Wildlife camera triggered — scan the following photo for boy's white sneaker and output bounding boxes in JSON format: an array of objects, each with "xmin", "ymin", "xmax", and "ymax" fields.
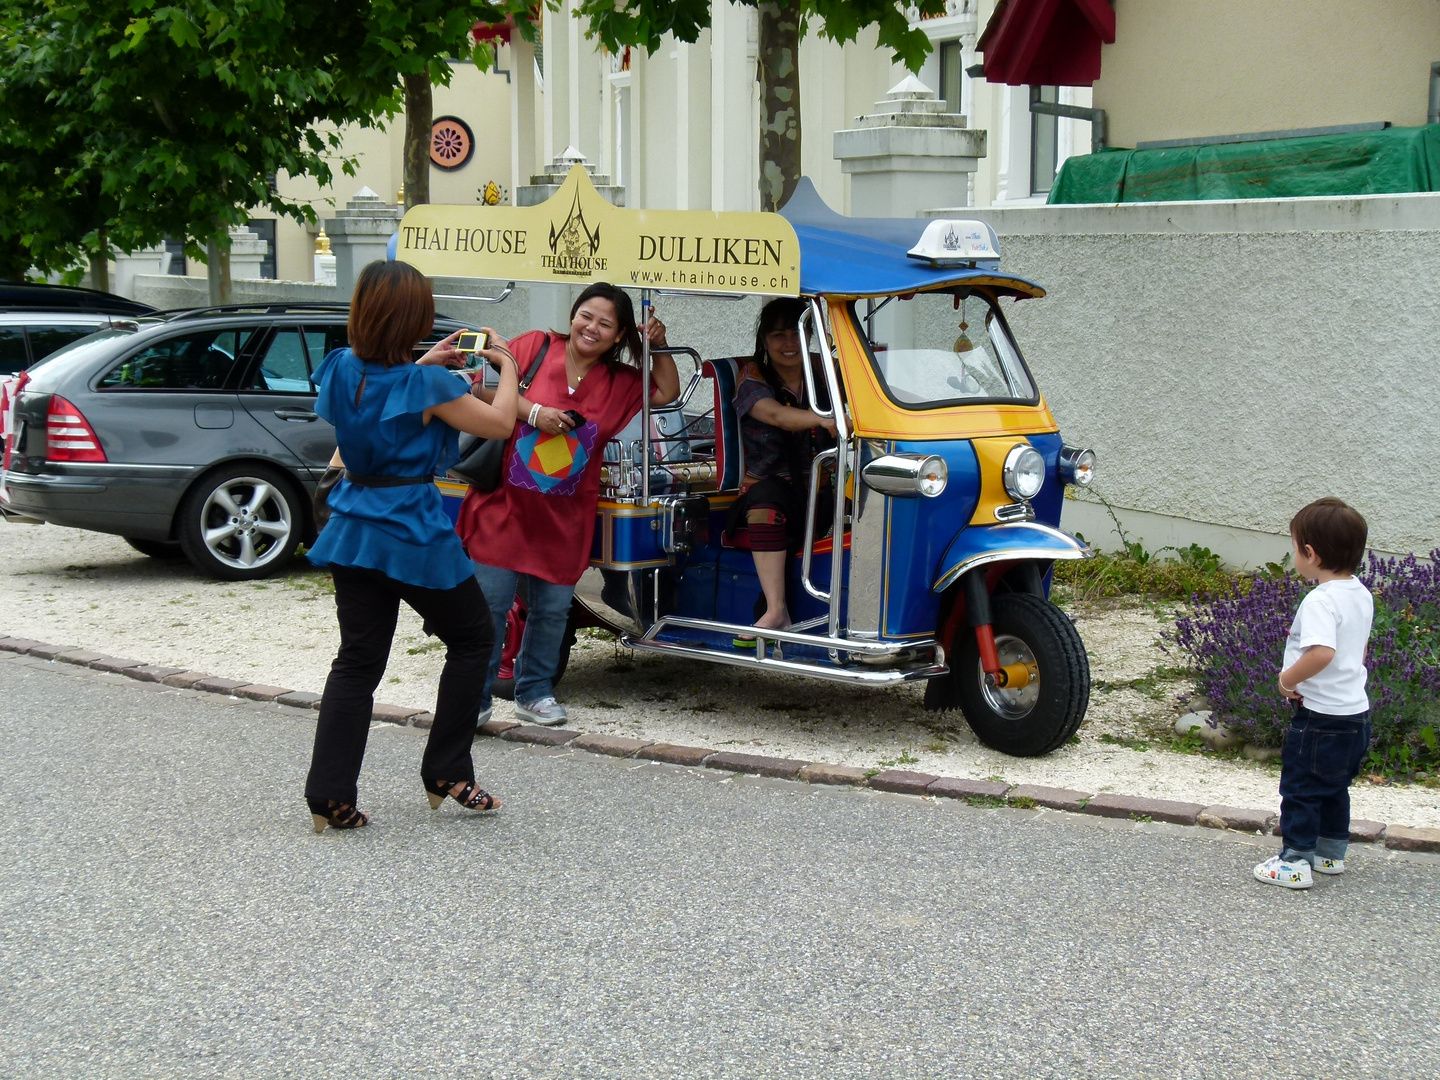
[
  {"xmin": 1313, "ymin": 856, "xmax": 1345, "ymax": 875},
  {"xmin": 1253, "ymin": 855, "xmax": 1313, "ymax": 889}
]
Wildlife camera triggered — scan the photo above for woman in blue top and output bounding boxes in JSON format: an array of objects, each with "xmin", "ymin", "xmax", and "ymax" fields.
[{"xmin": 303, "ymin": 260, "xmax": 520, "ymax": 833}]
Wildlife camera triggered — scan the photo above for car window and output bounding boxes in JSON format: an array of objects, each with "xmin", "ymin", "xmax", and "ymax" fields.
[
  {"xmin": 28, "ymin": 325, "xmax": 103, "ymax": 364},
  {"xmin": 99, "ymin": 328, "xmax": 258, "ymax": 390},
  {"xmin": 0, "ymin": 327, "xmax": 27, "ymax": 375},
  {"xmin": 250, "ymin": 328, "xmax": 314, "ymax": 393},
  {"xmin": 303, "ymin": 326, "xmax": 349, "ymax": 366}
]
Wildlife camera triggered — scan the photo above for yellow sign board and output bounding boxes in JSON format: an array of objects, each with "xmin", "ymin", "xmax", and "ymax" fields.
[{"xmin": 396, "ymin": 166, "xmax": 800, "ymax": 297}]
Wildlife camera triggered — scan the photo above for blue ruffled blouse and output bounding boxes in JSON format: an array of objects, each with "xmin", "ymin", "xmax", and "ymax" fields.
[{"xmin": 305, "ymin": 348, "xmax": 474, "ymax": 590}]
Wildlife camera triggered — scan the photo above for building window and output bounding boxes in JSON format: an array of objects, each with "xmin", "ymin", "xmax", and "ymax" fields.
[
  {"xmin": 1030, "ymin": 85, "xmax": 1059, "ymax": 195},
  {"xmin": 248, "ymin": 219, "xmax": 277, "ymax": 280},
  {"xmin": 938, "ymin": 39, "xmax": 963, "ymax": 116},
  {"xmin": 164, "ymin": 238, "xmax": 187, "ymax": 275}
]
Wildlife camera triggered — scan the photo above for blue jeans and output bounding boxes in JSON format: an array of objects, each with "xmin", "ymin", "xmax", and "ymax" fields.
[
  {"xmin": 472, "ymin": 560, "xmax": 575, "ymax": 709},
  {"xmin": 1279, "ymin": 707, "xmax": 1371, "ymax": 864}
]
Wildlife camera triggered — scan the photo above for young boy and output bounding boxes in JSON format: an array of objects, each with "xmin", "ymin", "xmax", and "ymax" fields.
[{"xmin": 1255, "ymin": 498, "xmax": 1374, "ymax": 890}]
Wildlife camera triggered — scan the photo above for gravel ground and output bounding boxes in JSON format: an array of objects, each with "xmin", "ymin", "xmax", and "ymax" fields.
[{"xmin": 4, "ymin": 519, "xmax": 1438, "ymax": 829}]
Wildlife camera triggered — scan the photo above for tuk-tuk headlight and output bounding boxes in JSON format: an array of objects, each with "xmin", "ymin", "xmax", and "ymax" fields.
[
  {"xmin": 1002, "ymin": 444, "xmax": 1045, "ymax": 502},
  {"xmin": 1059, "ymin": 445, "xmax": 1096, "ymax": 486},
  {"xmin": 861, "ymin": 454, "xmax": 947, "ymax": 498}
]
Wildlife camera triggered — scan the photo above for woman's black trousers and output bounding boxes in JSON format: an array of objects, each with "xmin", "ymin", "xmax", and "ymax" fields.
[{"xmin": 305, "ymin": 565, "xmax": 493, "ymax": 805}]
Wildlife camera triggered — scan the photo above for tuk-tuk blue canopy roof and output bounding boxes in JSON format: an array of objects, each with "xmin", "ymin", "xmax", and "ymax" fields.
[{"xmin": 778, "ymin": 179, "xmax": 1045, "ymax": 300}]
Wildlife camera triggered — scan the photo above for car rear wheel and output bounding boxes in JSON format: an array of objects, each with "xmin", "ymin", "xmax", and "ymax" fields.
[
  {"xmin": 177, "ymin": 463, "xmax": 302, "ymax": 580},
  {"xmin": 124, "ymin": 537, "xmax": 184, "ymax": 560}
]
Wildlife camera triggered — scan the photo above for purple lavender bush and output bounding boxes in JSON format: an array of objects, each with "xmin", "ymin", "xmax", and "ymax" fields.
[{"xmin": 1173, "ymin": 549, "xmax": 1440, "ymax": 774}]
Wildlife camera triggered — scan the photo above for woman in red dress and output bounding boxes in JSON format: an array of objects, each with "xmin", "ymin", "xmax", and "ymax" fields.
[{"xmin": 455, "ymin": 284, "xmax": 678, "ymax": 725}]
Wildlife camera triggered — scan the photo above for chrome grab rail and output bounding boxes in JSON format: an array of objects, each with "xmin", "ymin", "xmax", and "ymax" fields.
[
  {"xmin": 800, "ymin": 447, "xmax": 837, "ymax": 603},
  {"xmin": 796, "ymin": 299, "xmax": 851, "ymax": 640},
  {"xmin": 433, "ymin": 282, "xmax": 515, "ymax": 305},
  {"xmin": 641, "ymin": 290, "xmax": 652, "ymax": 507}
]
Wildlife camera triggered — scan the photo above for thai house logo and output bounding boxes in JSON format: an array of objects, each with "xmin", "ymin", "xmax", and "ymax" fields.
[{"xmin": 543, "ymin": 190, "xmax": 606, "ymax": 276}]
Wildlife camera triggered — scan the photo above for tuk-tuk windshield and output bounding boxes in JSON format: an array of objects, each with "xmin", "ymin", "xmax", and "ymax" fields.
[{"xmin": 854, "ymin": 292, "xmax": 1037, "ymax": 409}]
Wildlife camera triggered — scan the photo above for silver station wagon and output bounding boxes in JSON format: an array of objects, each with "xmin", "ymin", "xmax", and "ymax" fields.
[{"xmin": 1, "ymin": 303, "xmax": 462, "ymax": 579}]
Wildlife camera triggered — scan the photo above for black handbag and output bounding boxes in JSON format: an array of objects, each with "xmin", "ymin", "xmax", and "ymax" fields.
[
  {"xmin": 449, "ymin": 334, "xmax": 551, "ymax": 490},
  {"xmin": 313, "ymin": 463, "xmax": 344, "ymax": 531}
]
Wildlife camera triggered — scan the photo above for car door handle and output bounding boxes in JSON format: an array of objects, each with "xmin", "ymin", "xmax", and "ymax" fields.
[{"xmin": 274, "ymin": 409, "xmax": 319, "ymax": 422}]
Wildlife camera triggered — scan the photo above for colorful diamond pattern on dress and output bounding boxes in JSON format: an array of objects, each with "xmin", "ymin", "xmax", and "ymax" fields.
[{"xmin": 506, "ymin": 420, "xmax": 597, "ymax": 495}]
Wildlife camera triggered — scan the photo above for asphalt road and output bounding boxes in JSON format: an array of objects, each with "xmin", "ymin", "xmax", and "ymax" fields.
[{"xmin": 2, "ymin": 653, "xmax": 1437, "ymax": 1080}]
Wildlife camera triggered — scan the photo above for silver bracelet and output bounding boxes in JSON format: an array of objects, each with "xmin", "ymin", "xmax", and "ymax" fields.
[{"xmin": 528, "ymin": 402, "xmax": 542, "ymax": 427}]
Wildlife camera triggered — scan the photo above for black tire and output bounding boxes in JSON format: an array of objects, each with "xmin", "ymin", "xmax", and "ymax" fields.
[
  {"xmin": 946, "ymin": 592, "xmax": 1090, "ymax": 757},
  {"xmin": 493, "ymin": 605, "xmax": 580, "ymax": 701},
  {"xmin": 176, "ymin": 463, "xmax": 303, "ymax": 581},
  {"xmin": 124, "ymin": 537, "xmax": 184, "ymax": 559}
]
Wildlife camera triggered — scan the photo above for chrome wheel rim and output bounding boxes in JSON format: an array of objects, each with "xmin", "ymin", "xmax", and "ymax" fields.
[
  {"xmin": 977, "ymin": 633, "xmax": 1040, "ymax": 720},
  {"xmin": 199, "ymin": 476, "xmax": 292, "ymax": 570}
]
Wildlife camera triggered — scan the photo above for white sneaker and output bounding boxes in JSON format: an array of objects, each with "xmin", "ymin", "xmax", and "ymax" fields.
[
  {"xmin": 1313, "ymin": 856, "xmax": 1345, "ymax": 875},
  {"xmin": 516, "ymin": 696, "xmax": 568, "ymax": 726},
  {"xmin": 1254, "ymin": 855, "xmax": 1313, "ymax": 889}
]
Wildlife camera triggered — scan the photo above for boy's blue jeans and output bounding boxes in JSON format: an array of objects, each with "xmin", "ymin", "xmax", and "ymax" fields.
[
  {"xmin": 1279, "ymin": 706, "xmax": 1371, "ymax": 865},
  {"xmin": 471, "ymin": 561, "xmax": 575, "ymax": 710}
]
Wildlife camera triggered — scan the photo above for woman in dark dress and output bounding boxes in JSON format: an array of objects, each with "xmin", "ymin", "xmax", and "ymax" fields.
[
  {"xmin": 303, "ymin": 260, "xmax": 520, "ymax": 833},
  {"xmin": 728, "ymin": 298, "xmax": 837, "ymax": 637}
]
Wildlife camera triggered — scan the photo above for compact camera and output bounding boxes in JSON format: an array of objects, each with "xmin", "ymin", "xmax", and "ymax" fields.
[{"xmin": 456, "ymin": 330, "xmax": 489, "ymax": 367}]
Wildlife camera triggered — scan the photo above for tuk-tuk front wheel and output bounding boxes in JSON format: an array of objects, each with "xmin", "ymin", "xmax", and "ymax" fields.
[{"xmin": 946, "ymin": 593, "xmax": 1090, "ymax": 757}]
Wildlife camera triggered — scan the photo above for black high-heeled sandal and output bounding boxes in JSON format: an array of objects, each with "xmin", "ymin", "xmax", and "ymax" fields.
[
  {"xmin": 424, "ymin": 778, "xmax": 501, "ymax": 813},
  {"xmin": 308, "ymin": 798, "xmax": 369, "ymax": 834}
]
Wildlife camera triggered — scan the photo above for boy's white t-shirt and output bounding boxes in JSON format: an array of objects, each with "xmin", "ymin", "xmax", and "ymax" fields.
[{"xmin": 1282, "ymin": 576, "xmax": 1374, "ymax": 715}]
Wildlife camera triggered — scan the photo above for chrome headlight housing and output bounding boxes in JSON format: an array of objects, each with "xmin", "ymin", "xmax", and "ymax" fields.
[
  {"xmin": 1002, "ymin": 444, "xmax": 1045, "ymax": 502},
  {"xmin": 1058, "ymin": 445, "xmax": 1096, "ymax": 486},
  {"xmin": 861, "ymin": 453, "xmax": 948, "ymax": 498}
]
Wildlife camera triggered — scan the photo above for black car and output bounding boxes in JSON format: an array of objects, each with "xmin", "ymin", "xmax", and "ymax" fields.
[
  {"xmin": 1, "ymin": 282, "xmax": 156, "ymax": 376},
  {"xmin": 1, "ymin": 303, "xmax": 465, "ymax": 579}
]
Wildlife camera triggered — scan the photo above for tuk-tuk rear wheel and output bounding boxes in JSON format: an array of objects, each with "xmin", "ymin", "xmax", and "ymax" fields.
[{"xmin": 953, "ymin": 593, "xmax": 1090, "ymax": 757}]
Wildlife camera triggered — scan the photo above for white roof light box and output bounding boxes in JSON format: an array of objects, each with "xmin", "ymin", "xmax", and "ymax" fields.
[{"xmin": 906, "ymin": 219, "xmax": 1001, "ymax": 266}]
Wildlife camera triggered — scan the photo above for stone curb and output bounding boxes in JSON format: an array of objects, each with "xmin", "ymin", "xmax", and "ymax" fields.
[
  {"xmin": 5, "ymin": 631, "xmax": 1436, "ymax": 849},
  {"xmin": 1082, "ymin": 794, "xmax": 1206, "ymax": 826},
  {"xmin": 704, "ymin": 751, "xmax": 811, "ymax": 780},
  {"xmin": 1006, "ymin": 784, "xmax": 1092, "ymax": 813},
  {"xmin": 501, "ymin": 725, "xmax": 580, "ymax": 747}
]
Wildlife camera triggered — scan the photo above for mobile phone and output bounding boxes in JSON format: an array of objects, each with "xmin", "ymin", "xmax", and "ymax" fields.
[
  {"xmin": 456, "ymin": 330, "xmax": 489, "ymax": 367},
  {"xmin": 562, "ymin": 409, "xmax": 587, "ymax": 430}
]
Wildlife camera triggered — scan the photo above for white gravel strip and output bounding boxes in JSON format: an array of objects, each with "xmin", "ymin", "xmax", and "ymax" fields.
[{"xmin": 4, "ymin": 519, "xmax": 1437, "ymax": 829}]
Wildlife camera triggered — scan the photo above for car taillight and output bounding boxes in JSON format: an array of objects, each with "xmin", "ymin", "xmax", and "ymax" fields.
[{"xmin": 46, "ymin": 394, "xmax": 107, "ymax": 463}]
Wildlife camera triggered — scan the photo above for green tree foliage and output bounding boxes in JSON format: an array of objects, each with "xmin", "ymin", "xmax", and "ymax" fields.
[
  {"xmin": 0, "ymin": 1, "xmax": 529, "ymax": 292},
  {"xmin": 571, "ymin": 0, "xmax": 948, "ymax": 209}
]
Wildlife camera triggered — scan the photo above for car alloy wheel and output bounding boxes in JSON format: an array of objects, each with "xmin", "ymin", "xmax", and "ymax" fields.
[{"xmin": 178, "ymin": 463, "xmax": 301, "ymax": 580}]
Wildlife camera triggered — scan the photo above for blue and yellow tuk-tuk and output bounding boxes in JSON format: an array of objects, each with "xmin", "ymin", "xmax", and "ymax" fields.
[{"xmin": 399, "ymin": 168, "xmax": 1096, "ymax": 756}]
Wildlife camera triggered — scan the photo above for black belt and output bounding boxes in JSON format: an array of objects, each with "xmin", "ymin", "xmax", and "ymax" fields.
[{"xmin": 343, "ymin": 471, "xmax": 432, "ymax": 488}]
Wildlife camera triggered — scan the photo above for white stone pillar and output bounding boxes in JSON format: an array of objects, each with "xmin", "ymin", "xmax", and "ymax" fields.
[
  {"xmin": 112, "ymin": 244, "xmax": 167, "ymax": 298},
  {"xmin": 227, "ymin": 226, "xmax": 268, "ymax": 280},
  {"xmin": 313, "ymin": 227, "xmax": 337, "ymax": 286},
  {"xmin": 833, "ymin": 76, "xmax": 988, "ymax": 216},
  {"xmin": 325, "ymin": 187, "xmax": 403, "ymax": 295}
]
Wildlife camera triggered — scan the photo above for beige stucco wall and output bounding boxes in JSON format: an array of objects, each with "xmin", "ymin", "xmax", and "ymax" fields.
[
  {"xmin": 248, "ymin": 61, "xmax": 513, "ymax": 283},
  {"xmin": 1097, "ymin": 0, "xmax": 1440, "ymax": 147},
  {"xmin": 958, "ymin": 192, "xmax": 1440, "ymax": 559}
]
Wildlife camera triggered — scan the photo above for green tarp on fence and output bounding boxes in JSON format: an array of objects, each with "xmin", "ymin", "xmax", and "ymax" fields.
[{"xmin": 1048, "ymin": 125, "xmax": 1440, "ymax": 204}]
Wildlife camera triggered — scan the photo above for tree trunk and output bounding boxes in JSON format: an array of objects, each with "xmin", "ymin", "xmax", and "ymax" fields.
[
  {"xmin": 205, "ymin": 235, "xmax": 232, "ymax": 305},
  {"xmin": 757, "ymin": 3, "xmax": 802, "ymax": 212},
  {"xmin": 403, "ymin": 71, "xmax": 433, "ymax": 211},
  {"xmin": 88, "ymin": 227, "xmax": 110, "ymax": 294}
]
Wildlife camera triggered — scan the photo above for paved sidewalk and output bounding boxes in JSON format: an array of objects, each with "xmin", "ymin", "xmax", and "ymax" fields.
[{"xmin": 3, "ymin": 653, "xmax": 1438, "ymax": 1079}]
